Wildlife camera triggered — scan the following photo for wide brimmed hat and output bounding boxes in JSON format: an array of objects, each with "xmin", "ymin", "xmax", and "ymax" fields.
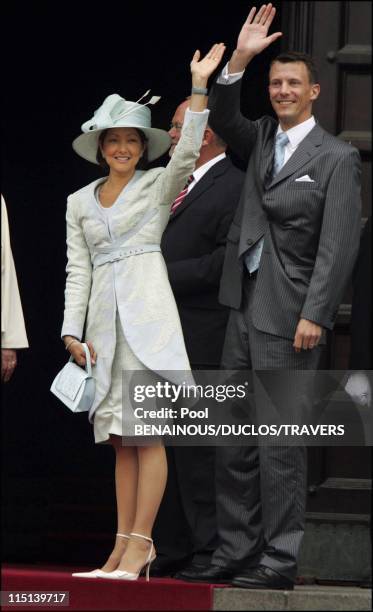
[{"xmin": 72, "ymin": 93, "xmax": 171, "ymax": 163}]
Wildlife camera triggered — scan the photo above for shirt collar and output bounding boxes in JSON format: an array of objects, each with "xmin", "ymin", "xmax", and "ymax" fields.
[
  {"xmin": 277, "ymin": 116, "xmax": 316, "ymax": 149},
  {"xmin": 191, "ymin": 152, "xmax": 226, "ymax": 184}
]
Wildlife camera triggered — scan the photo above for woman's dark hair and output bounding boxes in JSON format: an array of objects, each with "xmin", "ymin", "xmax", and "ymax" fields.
[{"xmin": 96, "ymin": 128, "xmax": 149, "ymax": 171}]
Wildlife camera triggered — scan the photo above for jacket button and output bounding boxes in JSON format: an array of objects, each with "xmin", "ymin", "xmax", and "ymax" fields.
[{"xmin": 247, "ymin": 239, "xmax": 253, "ymax": 245}]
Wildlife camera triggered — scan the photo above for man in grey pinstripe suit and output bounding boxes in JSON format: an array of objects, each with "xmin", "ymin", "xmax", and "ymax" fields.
[{"xmin": 180, "ymin": 4, "xmax": 362, "ymax": 589}]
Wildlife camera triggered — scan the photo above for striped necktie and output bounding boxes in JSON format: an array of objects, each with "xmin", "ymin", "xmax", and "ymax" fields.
[
  {"xmin": 245, "ymin": 131, "xmax": 289, "ymax": 275},
  {"xmin": 273, "ymin": 131, "xmax": 289, "ymax": 177},
  {"xmin": 170, "ymin": 175, "xmax": 194, "ymax": 214}
]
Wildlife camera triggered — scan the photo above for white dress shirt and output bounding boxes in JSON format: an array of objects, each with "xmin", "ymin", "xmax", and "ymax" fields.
[
  {"xmin": 277, "ymin": 116, "xmax": 316, "ymax": 163},
  {"xmin": 188, "ymin": 152, "xmax": 226, "ymax": 193}
]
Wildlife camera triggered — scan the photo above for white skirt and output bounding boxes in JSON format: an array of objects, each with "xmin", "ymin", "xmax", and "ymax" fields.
[{"xmin": 93, "ymin": 313, "xmax": 146, "ymax": 444}]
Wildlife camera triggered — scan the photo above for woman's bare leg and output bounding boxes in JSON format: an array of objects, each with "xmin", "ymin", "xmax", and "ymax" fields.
[
  {"xmin": 100, "ymin": 437, "xmax": 138, "ymax": 571},
  {"xmin": 116, "ymin": 444, "xmax": 167, "ymax": 573}
]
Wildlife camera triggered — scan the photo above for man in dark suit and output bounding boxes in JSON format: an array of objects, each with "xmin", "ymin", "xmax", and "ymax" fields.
[
  {"xmin": 186, "ymin": 4, "xmax": 362, "ymax": 589},
  {"xmin": 151, "ymin": 98, "xmax": 244, "ymax": 577}
]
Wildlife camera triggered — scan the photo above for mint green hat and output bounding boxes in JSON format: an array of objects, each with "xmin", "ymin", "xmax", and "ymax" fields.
[{"xmin": 72, "ymin": 93, "xmax": 171, "ymax": 163}]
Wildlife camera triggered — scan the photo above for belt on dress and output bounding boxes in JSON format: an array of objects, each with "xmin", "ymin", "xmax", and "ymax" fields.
[
  {"xmin": 92, "ymin": 207, "xmax": 160, "ymax": 269},
  {"xmin": 92, "ymin": 244, "xmax": 161, "ymax": 269}
]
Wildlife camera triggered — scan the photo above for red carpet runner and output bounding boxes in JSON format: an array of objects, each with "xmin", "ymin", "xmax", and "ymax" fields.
[{"xmin": 2, "ymin": 565, "xmax": 219, "ymax": 611}]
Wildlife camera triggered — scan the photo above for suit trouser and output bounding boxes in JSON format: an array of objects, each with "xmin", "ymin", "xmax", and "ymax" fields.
[
  {"xmin": 212, "ymin": 276, "xmax": 323, "ymax": 580},
  {"xmin": 153, "ymin": 365, "xmax": 218, "ymax": 564},
  {"xmin": 153, "ymin": 445, "xmax": 217, "ymax": 563}
]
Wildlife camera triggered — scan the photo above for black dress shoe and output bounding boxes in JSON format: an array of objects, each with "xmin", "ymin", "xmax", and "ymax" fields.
[
  {"xmin": 174, "ymin": 563, "xmax": 235, "ymax": 583},
  {"xmin": 150, "ymin": 557, "xmax": 190, "ymax": 577},
  {"xmin": 231, "ymin": 565, "xmax": 294, "ymax": 590}
]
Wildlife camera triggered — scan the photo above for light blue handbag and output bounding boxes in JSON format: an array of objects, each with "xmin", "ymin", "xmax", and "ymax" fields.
[{"xmin": 50, "ymin": 343, "xmax": 95, "ymax": 412}]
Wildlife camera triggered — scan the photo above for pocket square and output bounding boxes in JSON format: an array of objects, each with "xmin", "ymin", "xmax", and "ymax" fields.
[{"xmin": 295, "ymin": 175, "xmax": 315, "ymax": 182}]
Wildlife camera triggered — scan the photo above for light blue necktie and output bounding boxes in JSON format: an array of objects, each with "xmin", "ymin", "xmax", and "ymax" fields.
[
  {"xmin": 272, "ymin": 131, "xmax": 290, "ymax": 177},
  {"xmin": 245, "ymin": 131, "xmax": 289, "ymax": 274}
]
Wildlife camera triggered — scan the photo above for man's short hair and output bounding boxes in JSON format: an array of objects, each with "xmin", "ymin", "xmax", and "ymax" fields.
[
  {"xmin": 271, "ymin": 52, "xmax": 319, "ymax": 84},
  {"xmin": 210, "ymin": 129, "xmax": 226, "ymax": 148}
]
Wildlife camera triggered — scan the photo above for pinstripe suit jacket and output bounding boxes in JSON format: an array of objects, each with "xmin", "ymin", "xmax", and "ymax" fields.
[{"xmin": 209, "ymin": 80, "xmax": 362, "ymax": 340}]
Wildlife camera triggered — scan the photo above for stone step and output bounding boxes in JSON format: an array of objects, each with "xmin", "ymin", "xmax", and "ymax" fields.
[
  {"xmin": 299, "ymin": 514, "xmax": 371, "ymax": 583},
  {"xmin": 213, "ymin": 585, "xmax": 371, "ymax": 611}
]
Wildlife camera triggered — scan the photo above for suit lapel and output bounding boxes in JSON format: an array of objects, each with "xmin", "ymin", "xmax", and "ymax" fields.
[
  {"xmin": 268, "ymin": 123, "xmax": 325, "ymax": 188},
  {"xmin": 260, "ymin": 125, "xmax": 277, "ymax": 187},
  {"xmin": 169, "ymin": 158, "xmax": 231, "ymax": 220}
]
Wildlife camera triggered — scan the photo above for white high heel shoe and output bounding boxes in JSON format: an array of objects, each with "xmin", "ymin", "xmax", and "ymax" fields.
[
  {"xmin": 99, "ymin": 532, "xmax": 156, "ymax": 581},
  {"xmin": 72, "ymin": 533, "xmax": 130, "ymax": 577}
]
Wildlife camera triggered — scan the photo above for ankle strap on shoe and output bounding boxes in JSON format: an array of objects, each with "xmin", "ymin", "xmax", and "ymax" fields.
[
  {"xmin": 130, "ymin": 532, "xmax": 153, "ymax": 543},
  {"xmin": 116, "ymin": 533, "xmax": 130, "ymax": 539}
]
